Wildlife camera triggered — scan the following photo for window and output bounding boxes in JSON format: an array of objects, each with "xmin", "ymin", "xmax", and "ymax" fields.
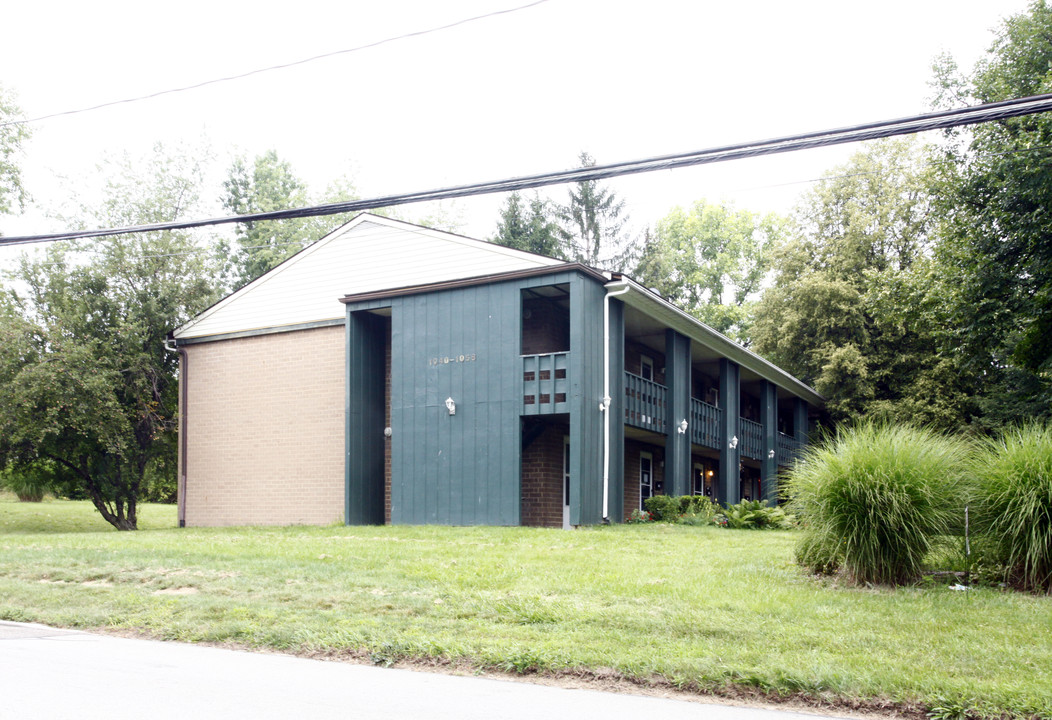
[{"xmin": 640, "ymin": 355, "xmax": 654, "ymax": 381}]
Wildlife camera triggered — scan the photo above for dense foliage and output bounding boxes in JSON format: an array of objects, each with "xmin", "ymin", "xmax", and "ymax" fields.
[{"xmin": 634, "ymin": 200, "xmax": 782, "ymax": 343}]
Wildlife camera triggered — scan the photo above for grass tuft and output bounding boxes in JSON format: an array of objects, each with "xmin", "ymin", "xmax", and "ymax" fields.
[
  {"xmin": 786, "ymin": 422, "xmax": 972, "ymax": 586},
  {"xmin": 969, "ymin": 422, "xmax": 1052, "ymax": 593}
]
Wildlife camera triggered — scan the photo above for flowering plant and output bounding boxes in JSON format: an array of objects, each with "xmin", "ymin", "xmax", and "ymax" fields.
[{"xmin": 627, "ymin": 509, "xmax": 652, "ymax": 524}]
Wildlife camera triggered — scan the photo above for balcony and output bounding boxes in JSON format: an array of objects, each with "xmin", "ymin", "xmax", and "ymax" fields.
[
  {"xmin": 739, "ymin": 418, "xmax": 763, "ymax": 460},
  {"xmin": 689, "ymin": 398, "xmax": 721, "ymax": 449},
  {"xmin": 522, "ymin": 352, "xmax": 568, "ymax": 415},
  {"xmin": 624, "ymin": 371, "xmax": 666, "ymax": 434},
  {"xmin": 777, "ymin": 432, "xmax": 802, "ymax": 465}
]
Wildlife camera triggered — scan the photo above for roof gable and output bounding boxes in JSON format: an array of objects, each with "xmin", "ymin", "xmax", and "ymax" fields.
[{"xmin": 174, "ymin": 214, "xmax": 561, "ymax": 340}]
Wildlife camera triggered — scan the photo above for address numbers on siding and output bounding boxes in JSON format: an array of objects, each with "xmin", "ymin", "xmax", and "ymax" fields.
[{"xmin": 428, "ymin": 354, "xmax": 477, "ymax": 367}]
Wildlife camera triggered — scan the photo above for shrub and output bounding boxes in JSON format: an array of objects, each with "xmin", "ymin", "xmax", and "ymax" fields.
[
  {"xmin": 626, "ymin": 508, "xmax": 652, "ymax": 524},
  {"xmin": 785, "ymin": 422, "xmax": 971, "ymax": 586},
  {"xmin": 969, "ymin": 423, "xmax": 1052, "ymax": 593},
  {"xmin": 0, "ymin": 466, "xmax": 51, "ymax": 502},
  {"xmin": 718, "ymin": 500, "xmax": 795, "ymax": 530},
  {"xmin": 643, "ymin": 494, "xmax": 681, "ymax": 522},
  {"xmin": 679, "ymin": 496, "xmax": 720, "ymax": 526}
]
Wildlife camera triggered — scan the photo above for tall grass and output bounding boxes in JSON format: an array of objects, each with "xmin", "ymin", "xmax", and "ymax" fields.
[
  {"xmin": 786, "ymin": 422, "xmax": 971, "ymax": 586},
  {"xmin": 970, "ymin": 423, "xmax": 1052, "ymax": 593}
]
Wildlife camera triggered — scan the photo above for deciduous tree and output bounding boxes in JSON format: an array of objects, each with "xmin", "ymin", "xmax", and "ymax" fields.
[
  {"xmin": 0, "ymin": 85, "xmax": 31, "ymax": 217},
  {"xmin": 222, "ymin": 150, "xmax": 358, "ymax": 285},
  {"xmin": 634, "ymin": 200, "xmax": 782, "ymax": 343},
  {"xmin": 931, "ymin": 0, "xmax": 1052, "ymax": 425},
  {"xmin": 0, "ymin": 145, "xmax": 222, "ymax": 529}
]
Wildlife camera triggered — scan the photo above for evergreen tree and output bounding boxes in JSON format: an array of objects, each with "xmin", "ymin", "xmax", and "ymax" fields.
[
  {"xmin": 556, "ymin": 152, "xmax": 634, "ymax": 271},
  {"xmin": 491, "ymin": 191, "xmax": 563, "ymax": 258}
]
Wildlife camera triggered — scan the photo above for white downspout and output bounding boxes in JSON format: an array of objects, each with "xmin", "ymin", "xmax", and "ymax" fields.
[{"xmin": 602, "ymin": 281, "xmax": 631, "ymax": 522}]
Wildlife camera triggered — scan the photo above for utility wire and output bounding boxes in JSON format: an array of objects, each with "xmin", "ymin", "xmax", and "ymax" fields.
[
  {"xmin": 0, "ymin": 0, "xmax": 550, "ymax": 129},
  {"xmin": 4, "ymin": 92, "xmax": 1052, "ymax": 247}
]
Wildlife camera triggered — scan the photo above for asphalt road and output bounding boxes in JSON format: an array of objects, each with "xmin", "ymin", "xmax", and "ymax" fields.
[{"xmin": 0, "ymin": 621, "xmax": 848, "ymax": 720}]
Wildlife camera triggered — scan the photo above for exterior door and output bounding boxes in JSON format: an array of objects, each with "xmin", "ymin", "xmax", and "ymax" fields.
[
  {"xmin": 562, "ymin": 436, "xmax": 571, "ymax": 529},
  {"xmin": 640, "ymin": 451, "xmax": 653, "ymax": 510}
]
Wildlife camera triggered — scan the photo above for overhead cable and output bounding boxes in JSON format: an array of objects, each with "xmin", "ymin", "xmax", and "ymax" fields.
[
  {"xmin": 0, "ymin": 0, "xmax": 550, "ymax": 129},
  {"xmin": 4, "ymin": 92, "xmax": 1052, "ymax": 247}
]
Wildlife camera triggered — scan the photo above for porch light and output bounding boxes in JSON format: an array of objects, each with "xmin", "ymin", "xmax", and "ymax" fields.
[
  {"xmin": 445, "ymin": 397, "xmax": 456, "ymax": 416},
  {"xmin": 729, "ymin": 435, "xmax": 739, "ymax": 450},
  {"xmin": 768, "ymin": 449, "xmax": 776, "ymax": 459},
  {"xmin": 677, "ymin": 419, "xmax": 688, "ymax": 434}
]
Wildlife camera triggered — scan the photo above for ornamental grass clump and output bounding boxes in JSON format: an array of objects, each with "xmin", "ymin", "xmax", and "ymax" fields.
[
  {"xmin": 970, "ymin": 423, "xmax": 1052, "ymax": 594},
  {"xmin": 786, "ymin": 422, "xmax": 971, "ymax": 586}
]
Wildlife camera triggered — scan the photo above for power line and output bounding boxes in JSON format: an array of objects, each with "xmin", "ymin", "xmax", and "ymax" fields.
[
  {"xmin": 4, "ymin": 92, "xmax": 1052, "ymax": 247},
  {"xmin": 0, "ymin": 0, "xmax": 550, "ymax": 129}
]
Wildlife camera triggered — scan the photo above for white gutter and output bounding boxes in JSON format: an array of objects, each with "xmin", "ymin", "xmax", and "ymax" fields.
[{"xmin": 601, "ymin": 281, "xmax": 631, "ymax": 522}]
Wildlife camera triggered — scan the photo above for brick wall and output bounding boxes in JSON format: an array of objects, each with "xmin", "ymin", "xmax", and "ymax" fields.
[
  {"xmin": 625, "ymin": 340, "xmax": 666, "ymax": 385},
  {"xmin": 521, "ymin": 297, "xmax": 569, "ymax": 356},
  {"xmin": 181, "ymin": 325, "xmax": 345, "ymax": 526},
  {"xmin": 521, "ymin": 422, "xmax": 566, "ymax": 527}
]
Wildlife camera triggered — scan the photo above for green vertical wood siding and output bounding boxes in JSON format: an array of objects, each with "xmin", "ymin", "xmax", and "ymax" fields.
[
  {"xmin": 665, "ymin": 329, "xmax": 692, "ymax": 497},
  {"xmin": 568, "ymin": 275, "xmax": 605, "ymax": 526},
  {"xmin": 345, "ymin": 310, "xmax": 387, "ymax": 525},
  {"xmin": 347, "ymin": 271, "xmax": 584, "ymax": 526},
  {"xmin": 794, "ymin": 398, "xmax": 810, "ymax": 445},
  {"xmin": 760, "ymin": 380, "xmax": 779, "ymax": 503},
  {"xmin": 718, "ymin": 358, "xmax": 741, "ymax": 505}
]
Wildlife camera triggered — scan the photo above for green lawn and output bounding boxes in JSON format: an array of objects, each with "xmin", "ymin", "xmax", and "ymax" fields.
[{"xmin": 1, "ymin": 495, "xmax": 1049, "ymax": 719}]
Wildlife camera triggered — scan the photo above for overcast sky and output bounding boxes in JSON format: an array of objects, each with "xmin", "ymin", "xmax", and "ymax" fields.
[{"xmin": 0, "ymin": 0, "xmax": 1032, "ymax": 257}]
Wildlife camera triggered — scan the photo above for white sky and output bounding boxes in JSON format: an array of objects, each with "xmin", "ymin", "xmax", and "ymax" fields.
[{"xmin": 0, "ymin": 0, "xmax": 1031, "ymax": 264}]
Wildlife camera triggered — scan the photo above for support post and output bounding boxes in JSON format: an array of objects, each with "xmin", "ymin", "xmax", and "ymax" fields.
[
  {"xmin": 717, "ymin": 358, "xmax": 740, "ymax": 506},
  {"xmin": 760, "ymin": 380, "xmax": 779, "ymax": 504},
  {"xmin": 794, "ymin": 398, "xmax": 810, "ymax": 446},
  {"xmin": 665, "ymin": 329, "xmax": 691, "ymax": 497}
]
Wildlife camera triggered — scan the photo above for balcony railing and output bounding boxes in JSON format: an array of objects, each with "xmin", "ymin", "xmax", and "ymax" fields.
[
  {"xmin": 740, "ymin": 418, "xmax": 763, "ymax": 460},
  {"xmin": 689, "ymin": 398, "xmax": 721, "ymax": 449},
  {"xmin": 624, "ymin": 371, "xmax": 666, "ymax": 434},
  {"xmin": 522, "ymin": 352, "xmax": 568, "ymax": 415},
  {"xmin": 777, "ymin": 432, "xmax": 802, "ymax": 466}
]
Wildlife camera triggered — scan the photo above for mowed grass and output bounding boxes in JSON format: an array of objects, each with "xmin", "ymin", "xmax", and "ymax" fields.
[{"xmin": 1, "ymin": 495, "xmax": 1049, "ymax": 718}]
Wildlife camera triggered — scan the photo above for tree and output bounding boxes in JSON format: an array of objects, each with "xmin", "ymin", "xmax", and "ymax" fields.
[
  {"xmin": 556, "ymin": 152, "xmax": 634, "ymax": 270},
  {"xmin": 0, "ymin": 145, "xmax": 222, "ymax": 529},
  {"xmin": 930, "ymin": 0, "xmax": 1052, "ymax": 426},
  {"xmin": 0, "ymin": 85, "xmax": 31, "ymax": 217},
  {"xmin": 634, "ymin": 200, "xmax": 782, "ymax": 343},
  {"xmin": 222, "ymin": 150, "xmax": 358, "ymax": 286},
  {"xmin": 751, "ymin": 139, "xmax": 971, "ymax": 427},
  {"xmin": 491, "ymin": 191, "xmax": 563, "ymax": 258}
]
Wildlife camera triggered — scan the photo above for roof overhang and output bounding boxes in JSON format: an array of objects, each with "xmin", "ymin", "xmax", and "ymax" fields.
[
  {"xmin": 609, "ymin": 276, "xmax": 825, "ymax": 407},
  {"xmin": 340, "ymin": 262, "xmax": 609, "ymax": 305}
]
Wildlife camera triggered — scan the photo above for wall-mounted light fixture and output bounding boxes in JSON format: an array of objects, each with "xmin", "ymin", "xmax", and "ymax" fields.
[
  {"xmin": 445, "ymin": 397, "xmax": 456, "ymax": 416},
  {"xmin": 729, "ymin": 435, "xmax": 739, "ymax": 450},
  {"xmin": 384, "ymin": 427, "xmax": 393, "ymax": 437},
  {"xmin": 677, "ymin": 419, "xmax": 688, "ymax": 434},
  {"xmin": 768, "ymin": 449, "xmax": 776, "ymax": 459}
]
